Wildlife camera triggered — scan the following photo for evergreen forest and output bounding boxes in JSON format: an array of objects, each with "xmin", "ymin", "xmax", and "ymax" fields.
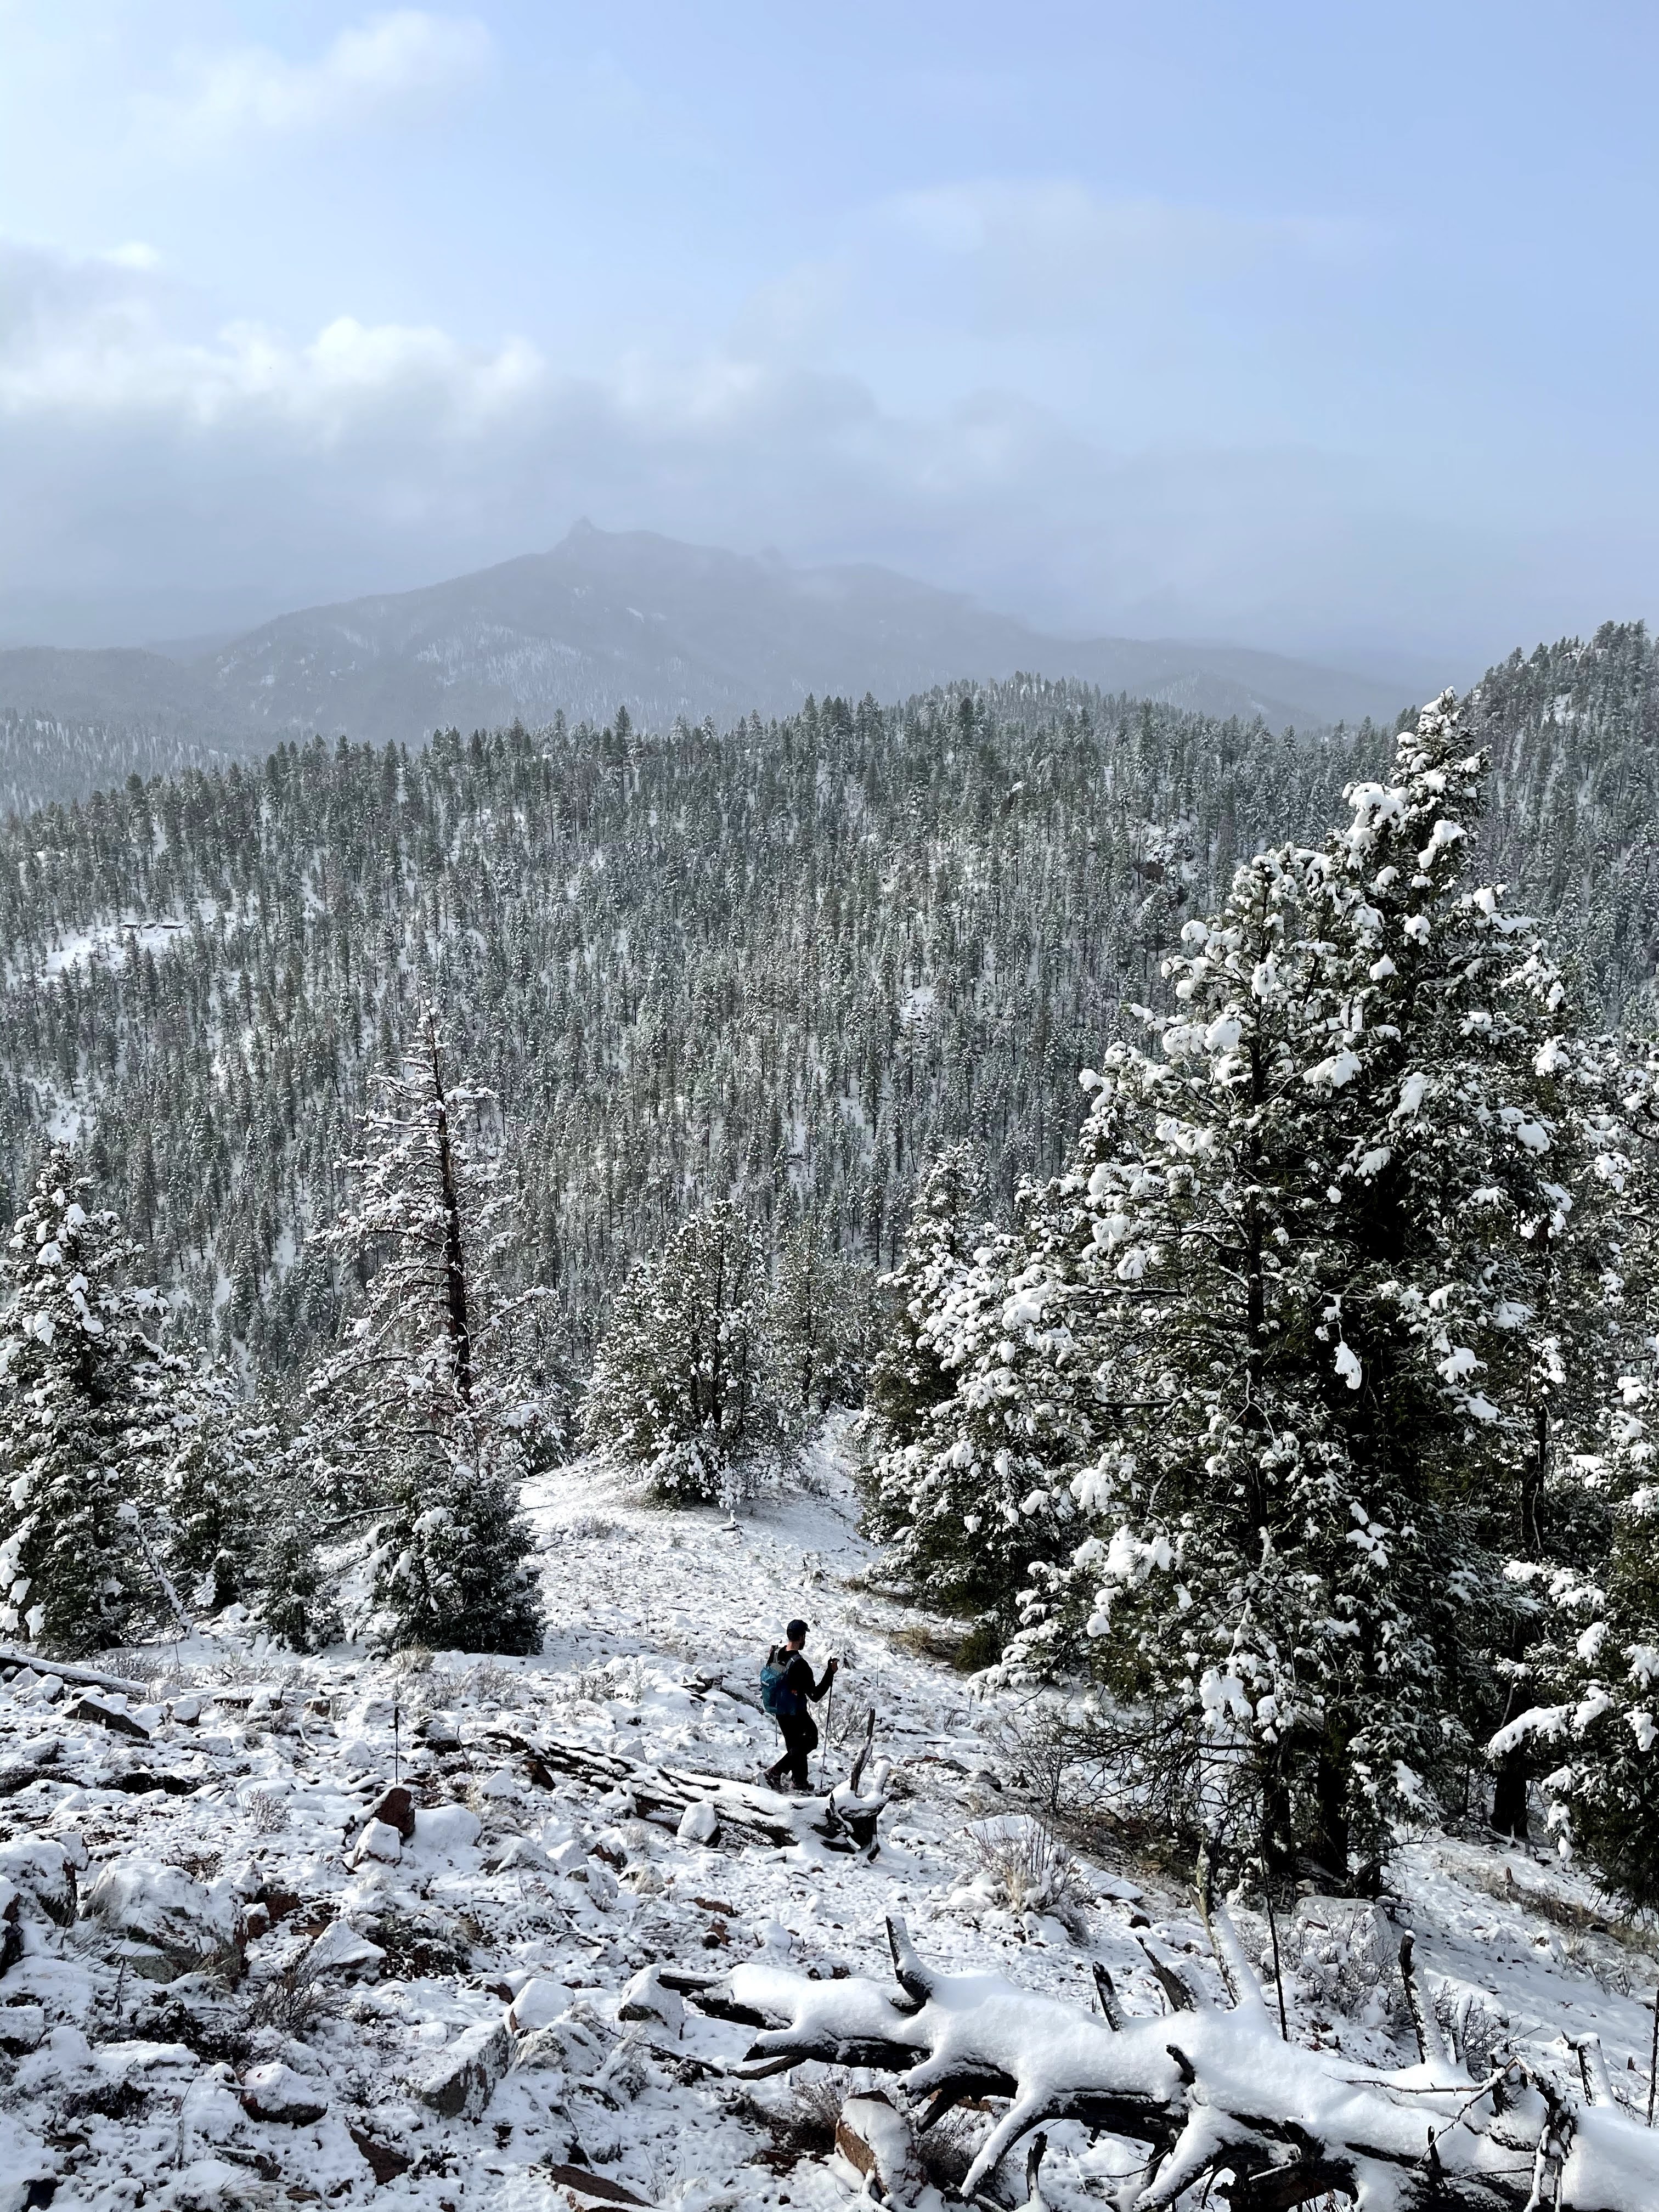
[{"xmin": 7, "ymin": 617, "xmax": 1659, "ymax": 1900}]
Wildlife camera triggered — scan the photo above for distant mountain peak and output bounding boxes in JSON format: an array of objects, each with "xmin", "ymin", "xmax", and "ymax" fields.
[{"xmin": 0, "ymin": 524, "xmax": 1424, "ymax": 766}]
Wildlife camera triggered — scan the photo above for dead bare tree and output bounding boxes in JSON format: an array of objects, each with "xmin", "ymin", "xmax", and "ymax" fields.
[{"xmin": 669, "ymin": 1908, "xmax": 1659, "ymax": 2210}]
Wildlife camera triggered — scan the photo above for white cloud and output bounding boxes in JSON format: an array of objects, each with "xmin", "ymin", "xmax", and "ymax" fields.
[
  {"xmin": 890, "ymin": 179, "xmax": 1349, "ymax": 270},
  {"xmin": 140, "ymin": 11, "xmax": 493, "ymax": 154},
  {"xmin": 0, "ymin": 236, "xmax": 1629, "ymax": 671},
  {"xmin": 873, "ymin": 178, "xmax": 1358, "ymax": 334}
]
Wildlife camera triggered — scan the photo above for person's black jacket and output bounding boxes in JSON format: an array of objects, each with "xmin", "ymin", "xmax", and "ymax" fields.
[{"xmin": 775, "ymin": 1650, "xmax": 833, "ymax": 1709}]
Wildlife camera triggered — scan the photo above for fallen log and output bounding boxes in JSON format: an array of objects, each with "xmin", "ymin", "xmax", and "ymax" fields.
[
  {"xmin": 0, "ymin": 1647, "xmax": 149, "ymax": 1700},
  {"xmin": 481, "ymin": 1711, "xmax": 889, "ymax": 1857},
  {"xmin": 676, "ymin": 1913, "xmax": 1659, "ymax": 2210}
]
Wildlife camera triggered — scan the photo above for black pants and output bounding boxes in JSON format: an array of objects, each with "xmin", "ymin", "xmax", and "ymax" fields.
[{"xmin": 772, "ymin": 1711, "xmax": 818, "ymax": 1790}]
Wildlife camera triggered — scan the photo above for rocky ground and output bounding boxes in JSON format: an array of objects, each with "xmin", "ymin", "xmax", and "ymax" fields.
[{"xmin": 1, "ymin": 1429, "xmax": 1656, "ymax": 2210}]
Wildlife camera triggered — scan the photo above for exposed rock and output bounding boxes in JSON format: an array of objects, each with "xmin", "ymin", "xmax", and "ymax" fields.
[
  {"xmin": 419, "ymin": 1712, "xmax": 462, "ymax": 1751},
  {"xmin": 349, "ymin": 2125, "xmax": 413, "ymax": 2182},
  {"xmin": 65, "ymin": 1695, "xmax": 151, "ymax": 1740},
  {"xmin": 363, "ymin": 1785, "xmax": 416, "ymax": 1840},
  {"xmin": 543, "ymin": 2163, "xmax": 650, "ymax": 2208},
  {"xmin": 834, "ymin": 2091, "xmax": 925, "ymax": 2204},
  {"xmin": 241, "ymin": 2061, "xmax": 329, "ymax": 2124},
  {"xmin": 415, "ymin": 2017, "xmax": 510, "ymax": 2120}
]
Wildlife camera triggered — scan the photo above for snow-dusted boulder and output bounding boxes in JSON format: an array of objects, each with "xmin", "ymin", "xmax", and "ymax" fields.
[
  {"xmin": 305, "ymin": 1917, "xmax": 386, "ymax": 1975},
  {"xmin": 241, "ymin": 2061, "xmax": 329, "ymax": 2124},
  {"xmin": 0, "ymin": 2002, "xmax": 44, "ymax": 2053},
  {"xmin": 675, "ymin": 1800, "xmax": 718, "ymax": 1846},
  {"xmin": 508, "ymin": 1976, "xmax": 572, "ymax": 2033},
  {"xmin": 349, "ymin": 1819, "xmax": 403, "ymax": 1867},
  {"xmin": 81, "ymin": 1858, "xmax": 246, "ymax": 1978},
  {"xmin": 617, "ymin": 1964, "xmax": 682, "ymax": 2034},
  {"xmin": 410, "ymin": 1803, "xmax": 482, "ymax": 1858},
  {"xmin": 415, "ymin": 2017, "xmax": 510, "ymax": 2119},
  {"xmin": 494, "ymin": 1836, "xmax": 554, "ymax": 1875}
]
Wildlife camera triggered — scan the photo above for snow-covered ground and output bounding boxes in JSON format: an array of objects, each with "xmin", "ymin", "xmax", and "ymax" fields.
[{"xmin": 1, "ymin": 1431, "xmax": 1655, "ymax": 2210}]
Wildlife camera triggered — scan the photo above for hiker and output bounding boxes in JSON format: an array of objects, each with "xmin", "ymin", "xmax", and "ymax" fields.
[{"xmin": 761, "ymin": 1618, "xmax": 838, "ymax": 1792}]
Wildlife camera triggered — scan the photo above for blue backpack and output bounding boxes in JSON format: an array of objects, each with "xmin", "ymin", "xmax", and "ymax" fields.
[{"xmin": 761, "ymin": 1652, "xmax": 800, "ymax": 1717}]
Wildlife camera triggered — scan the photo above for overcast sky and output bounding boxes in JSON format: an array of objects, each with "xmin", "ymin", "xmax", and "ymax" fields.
[{"xmin": 2, "ymin": 1, "xmax": 1656, "ymax": 674}]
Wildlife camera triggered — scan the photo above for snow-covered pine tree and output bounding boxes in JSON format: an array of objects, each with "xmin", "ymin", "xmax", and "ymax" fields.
[
  {"xmin": 154, "ymin": 1362, "xmax": 269, "ymax": 1615},
  {"xmin": 1012, "ymin": 694, "xmax": 1623, "ymax": 1887},
  {"xmin": 861, "ymin": 1205, "xmax": 1097, "ymax": 1620},
  {"xmin": 0, "ymin": 1149, "xmax": 187, "ymax": 1654},
  {"xmin": 1492, "ymin": 1363, "xmax": 1659, "ymax": 1906},
  {"xmin": 308, "ymin": 1016, "xmax": 542, "ymax": 1655},
  {"xmin": 253, "ymin": 1420, "xmax": 345, "ymax": 1654},
  {"xmin": 862, "ymin": 1143, "xmax": 985, "ymax": 1459},
  {"xmin": 582, "ymin": 1199, "xmax": 778, "ymax": 1505},
  {"xmin": 769, "ymin": 1212, "xmax": 878, "ymax": 1441}
]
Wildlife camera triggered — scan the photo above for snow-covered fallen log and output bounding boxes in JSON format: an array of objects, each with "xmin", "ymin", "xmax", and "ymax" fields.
[
  {"xmin": 0, "ymin": 1646, "xmax": 149, "ymax": 1700},
  {"xmin": 677, "ymin": 1914, "xmax": 1659, "ymax": 2210},
  {"xmin": 484, "ymin": 1707, "xmax": 890, "ymax": 1855}
]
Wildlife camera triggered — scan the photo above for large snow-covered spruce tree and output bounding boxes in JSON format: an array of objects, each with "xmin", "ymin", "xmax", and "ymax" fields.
[
  {"xmin": 0, "ymin": 1150, "xmax": 191, "ymax": 1654},
  {"xmin": 936, "ymin": 694, "xmax": 1627, "ymax": 1885},
  {"xmin": 862, "ymin": 1200, "xmax": 1098, "ymax": 1618},
  {"xmin": 309, "ymin": 1018, "xmax": 542, "ymax": 1655},
  {"xmin": 582, "ymin": 1200, "xmax": 780, "ymax": 1504},
  {"xmin": 862, "ymin": 1143, "xmax": 985, "ymax": 1458}
]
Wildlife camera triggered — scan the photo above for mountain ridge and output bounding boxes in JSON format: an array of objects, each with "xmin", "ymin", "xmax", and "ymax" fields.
[{"xmin": 0, "ymin": 522, "xmax": 1424, "ymax": 766}]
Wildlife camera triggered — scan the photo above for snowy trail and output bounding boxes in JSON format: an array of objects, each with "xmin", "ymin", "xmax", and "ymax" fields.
[{"xmin": 0, "ymin": 1437, "xmax": 1655, "ymax": 2209}]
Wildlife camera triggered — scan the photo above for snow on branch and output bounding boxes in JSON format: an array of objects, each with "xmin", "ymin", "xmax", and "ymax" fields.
[{"xmin": 679, "ymin": 1913, "xmax": 1659, "ymax": 2210}]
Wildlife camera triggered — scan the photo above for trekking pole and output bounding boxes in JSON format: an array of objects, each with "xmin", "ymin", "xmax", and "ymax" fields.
[{"xmin": 819, "ymin": 1665, "xmax": 835, "ymax": 1795}]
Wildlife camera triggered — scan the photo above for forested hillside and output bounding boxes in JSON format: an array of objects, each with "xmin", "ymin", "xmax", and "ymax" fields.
[
  {"xmin": 0, "ymin": 708, "xmax": 244, "ymax": 820},
  {"xmin": 1, "ymin": 622, "xmax": 1656, "ymax": 1386},
  {"xmin": 0, "ymin": 522, "xmax": 1419, "ymax": 808}
]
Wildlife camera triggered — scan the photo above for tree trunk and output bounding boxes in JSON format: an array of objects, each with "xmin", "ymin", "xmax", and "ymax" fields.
[{"xmin": 426, "ymin": 1014, "xmax": 473, "ymax": 1409}]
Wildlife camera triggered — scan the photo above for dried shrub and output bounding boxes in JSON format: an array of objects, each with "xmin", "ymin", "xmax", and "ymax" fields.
[
  {"xmin": 246, "ymin": 1941, "xmax": 336, "ymax": 2036},
  {"xmin": 247, "ymin": 1788, "xmax": 288, "ymax": 1835},
  {"xmin": 964, "ymin": 1814, "xmax": 1092, "ymax": 1938}
]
